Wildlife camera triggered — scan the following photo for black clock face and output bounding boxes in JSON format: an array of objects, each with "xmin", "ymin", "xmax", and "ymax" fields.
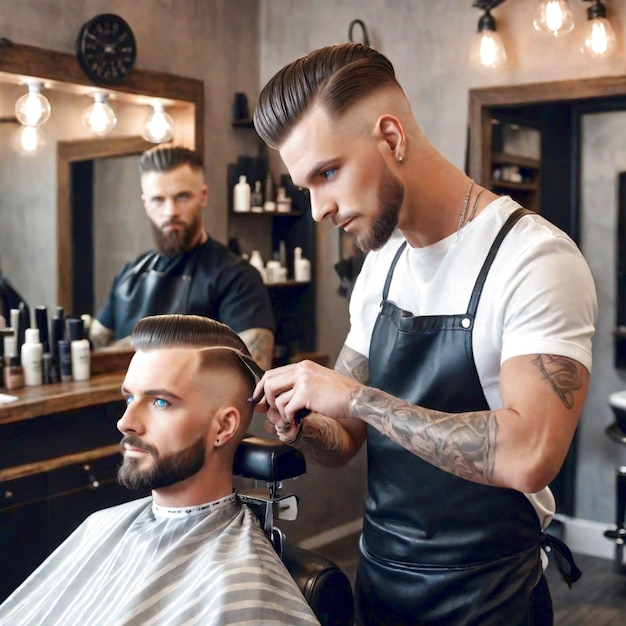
[{"xmin": 76, "ymin": 14, "xmax": 137, "ymax": 85}]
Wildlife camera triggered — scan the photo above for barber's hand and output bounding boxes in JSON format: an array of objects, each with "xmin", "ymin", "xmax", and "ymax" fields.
[{"xmin": 252, "ymin": 359, "xmax": 363, "ymax": 429}]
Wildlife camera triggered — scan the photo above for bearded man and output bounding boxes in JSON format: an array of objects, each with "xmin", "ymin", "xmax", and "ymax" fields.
[{"xmin": 89, "ymin": 145, "xmax": 275, "ymax": 370}]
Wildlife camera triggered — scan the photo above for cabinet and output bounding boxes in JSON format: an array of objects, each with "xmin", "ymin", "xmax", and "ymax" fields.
[{"xmin": 227, "ymin": 130, "xmax": 316, "ymax": 363}]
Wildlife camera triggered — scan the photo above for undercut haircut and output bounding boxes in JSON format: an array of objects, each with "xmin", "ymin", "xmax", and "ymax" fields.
[
  {"xmin": 131, "ymin": 314, "xmax": 256, "ymax": 391},
  {"xmin": 138, "ymin": 145, "xmax": 204, "ymax": 175},
  {"xmin": 253, "ymin": 42, "xmax": 401, "ymax": 148}
]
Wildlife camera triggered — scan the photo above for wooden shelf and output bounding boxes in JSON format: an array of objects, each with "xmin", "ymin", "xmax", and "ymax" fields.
[
  {"xmin": 491, "ymin": 180, "xmax": 538, "ymax": 192},
  {"xmin": 492, "ymin": 152, "xmax": 540, "ymax": 169}
]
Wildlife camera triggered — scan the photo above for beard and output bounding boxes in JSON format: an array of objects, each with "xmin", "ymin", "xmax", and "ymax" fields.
[
  {"xmin": 151, "ymin": 212, "xmax": 202, "ymax": 256},
  {"xmin": 117, "ymin": 434, "xmax": 206, "ymax": 491},
  {"xmin": 355, "ymin": 159, "xmax": 403, "ymax": 253}
]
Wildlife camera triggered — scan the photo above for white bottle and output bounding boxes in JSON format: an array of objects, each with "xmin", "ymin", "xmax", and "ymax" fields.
[
  {"xmin": 249, "ymin": 250, "xmax": 267, "ymax": 283},
  {"xmin": 21, "ymin": 327, "xmax": 43, "ymax": 386},
  {"xmin": 294, "ymin": 247, "xmax": 311, "ymax": 283},
  {"xmin": 68, "ymin": 318, "xmax": 91, "ymax": 382},
  {"xmin": 234, "ymin": 175, "xmax": 251, "ymax": 212}
]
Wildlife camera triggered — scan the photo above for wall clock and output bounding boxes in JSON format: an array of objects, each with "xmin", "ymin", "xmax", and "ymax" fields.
[{"xmin": 76, "ymin": 14, "xmax": 137, "ymax": 85}]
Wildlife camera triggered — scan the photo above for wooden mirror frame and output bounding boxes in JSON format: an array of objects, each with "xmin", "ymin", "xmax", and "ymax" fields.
[
  {"xmin": 0, "ymin": 40, "xmax": 204, "ymax": 312},
  {"xmin": 468, "ymin": 75, "xmax": 626, "ymax": 189}
]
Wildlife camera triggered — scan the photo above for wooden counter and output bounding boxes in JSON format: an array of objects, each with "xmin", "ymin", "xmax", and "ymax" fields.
[{"xmin": 0, "ymin": 371, "xmax": 126, "ymax": 426}]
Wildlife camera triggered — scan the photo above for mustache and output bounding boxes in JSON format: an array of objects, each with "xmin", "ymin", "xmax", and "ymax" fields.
[
  {"xmin": 120, "ymin": 435, "xmax": 157, "ymax": 456},
  {"xmin": 162, "ymin": 219, "xmax": 186, "ymax": 228}
]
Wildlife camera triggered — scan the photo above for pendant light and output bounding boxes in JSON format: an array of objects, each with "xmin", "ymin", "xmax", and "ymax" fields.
[
  {"xmin": 533, "ymin": 0, "xmax": 575, "ymax": 37},
  {"xmin": 82, "ymin": 92, "xmax": 117, "ymax": 136},
  {"xmin": 580, "ymin": 0, "xmax": 617, "ymax": 58},
  {"xmin": 142, "ymin": 102, "xmax": 175, "ymax": 144},
  {"xmin": 13, "ymin": 125, "xmax": 46, "ymax": 157},
  {"xmin": 14, "ymin": 80, "xmax": 51, "ymax": 127},
  {"xmin": 469, "ymin": 8, "xmax": 507, "ymax": 69}
]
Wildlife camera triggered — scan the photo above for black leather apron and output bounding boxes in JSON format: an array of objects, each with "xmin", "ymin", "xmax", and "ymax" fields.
[
  {"xmin": 356, "ymin": 208, "xmax": 546, "ymax": 625},
  {"xmin": 112, "ymin": 248, "xmax": 201, "ymax": 339}
]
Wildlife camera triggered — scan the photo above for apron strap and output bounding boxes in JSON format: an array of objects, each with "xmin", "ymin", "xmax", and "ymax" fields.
[
  {"xmin": 382, "ymin": 241, "xmax": 407, "ymax": 300},
  {"xmin": 466, "ymin": 207, "xmax": 534, "ymax": 316},
  {"xmin": 541, "ymin": 532, "xmax": 582, "ymax": 588}
]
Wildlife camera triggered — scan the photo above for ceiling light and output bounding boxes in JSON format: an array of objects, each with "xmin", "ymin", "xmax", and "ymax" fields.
[
  {"xmin": 469, "ymin": 8, "xmax": 507, "ymax": 69},
  {"xmin": 82, "ymin": 92, "xmax": 117, "ymax": 136},
  {"xmin": 142, "ymin": 102, "xmax": 175, "ymax": 144},
  {"xmin": 533, "ymin": 0, "xmax": 575, "ymax": 37},
  {"xmin": 13, "ymin": 125, "xmax": 46, "ymax": 157},
  {"xmin": 14, "ymin": 80, "xmax": 51, "ymax": 127},
  {"xmin": 581, "ymin": 0, "xmax": 617, "ymax": 58}
]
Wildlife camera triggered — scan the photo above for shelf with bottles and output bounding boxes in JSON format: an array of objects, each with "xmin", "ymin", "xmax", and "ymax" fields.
[{"xmin": 491, "ymin": 153, "xmax": 539, "ymax": 188}]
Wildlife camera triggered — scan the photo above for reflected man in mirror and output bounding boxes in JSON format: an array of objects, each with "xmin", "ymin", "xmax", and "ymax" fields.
[
  {"xmin": 0, "ymin": 314, "xmax": 319, "ymax": 625},
  {"xmin": 89, "ymin": 145, "xmax": 275, "ymax": 369}
]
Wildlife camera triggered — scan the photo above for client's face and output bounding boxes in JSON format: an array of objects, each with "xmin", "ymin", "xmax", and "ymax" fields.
[{"xmin": 117, "ymin": 348, "xmax": 227, "ymax": 493}]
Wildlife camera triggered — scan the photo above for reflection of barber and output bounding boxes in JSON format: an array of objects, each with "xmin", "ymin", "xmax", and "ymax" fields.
[{"xmin": 90, "ymin": 145, "xmax": 275, "ymax": 369}]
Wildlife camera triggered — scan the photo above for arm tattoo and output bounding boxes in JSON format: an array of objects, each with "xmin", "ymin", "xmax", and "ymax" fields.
[
  {"xmin": 239, "ymin": 328, "xmax": 274, "ymax": 371},
  {"xmin": 335, "ymin": 346, "xmax": 369, "ymax": 383},
  {"xmin": 531, "ymin": 355, "xmax": 582, "ymax": 409},
  {"xmin": 349, "ymin": 386, "xmax": 498, "ymax": 485},
  {"xmin": 293, "ymin": 417, "xmax": 347, "ymax": 467}
]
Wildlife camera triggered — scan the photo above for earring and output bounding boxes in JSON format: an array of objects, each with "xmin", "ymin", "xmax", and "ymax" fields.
[{"xmin": 398, "ymin": 154, "xmax": 404, "ymax": 163}]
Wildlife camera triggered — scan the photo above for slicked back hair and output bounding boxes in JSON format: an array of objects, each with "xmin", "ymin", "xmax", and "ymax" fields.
[
  {"xmin": 131, "ymin": 314, "xmax": 256, "ymax": 392},
  {"xmin": 138, "ymin": 145, "xmax": 204, "ymax": 175},
  {"xmin": 253, "ymin": 42, "xmax": 401, "ymax": 148}
]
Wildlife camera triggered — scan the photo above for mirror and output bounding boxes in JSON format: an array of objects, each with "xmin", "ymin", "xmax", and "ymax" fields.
[{"xmin": 0, "ymin": 41, "xmax": 204, "ymax": 317}]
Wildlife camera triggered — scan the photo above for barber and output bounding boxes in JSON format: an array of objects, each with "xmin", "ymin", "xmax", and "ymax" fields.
[
  {"xmin": 89, "ymin": 145, "xmax": 275, "ymax": 369},
  {"xmin": 251, "ymin": 43, "xmax": 597, "ymax": 625}
]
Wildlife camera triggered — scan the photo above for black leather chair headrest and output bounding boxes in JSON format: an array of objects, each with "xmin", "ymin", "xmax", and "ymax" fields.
[{"xmin": 234, "ymin": 436, "xmax": 306, "ymax": 482}]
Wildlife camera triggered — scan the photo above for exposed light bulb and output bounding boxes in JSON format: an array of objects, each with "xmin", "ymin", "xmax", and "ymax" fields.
[
  {"xmin": 82, "ymin": 92, "xmax": 117, "ymax": 136},
  {"xmin": 533, "ymin": 0, "xmax": 575, "ymax": 37},
  {"xmin": 142, "ymin": 102, "xmax": 175, "ymax": 143},
  {"xmin": 581, "ymin": 1, "xmax": 617, "ymax": 59},
  {"xmin": 14, "ymin": 80, "xmax": 51, "ymax": 127},
  {"xmin": 13, "ymin": 125, "xmax": 46, "ymax": 157},
  {"xmin": 469, "ymin": 11, "xmax": 507, "ymax": 69}
]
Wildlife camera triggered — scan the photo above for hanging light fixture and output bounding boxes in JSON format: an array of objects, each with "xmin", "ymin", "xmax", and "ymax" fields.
[
  {"xmin": 13, "ymin": 125, "xmax": 46, "ymax": 157},
  {"xmin": 469, "ymin": 2, "xmax": 508, "ymax": 69},
  {"xmin": 82, "ymin": 92, "xmax": 117, "ymax": 136},
  {"xmin": 142, "ymin": 102, "xmax": 175, "ymax": 144},
  {"xmin": 580, "ymin": 0, "xmax": 617, "ymax": 58},
  {"xmin": 533, "ymin": 0, "xmax": 575, "ymax": 37},
  {"xmin": 14, "ymin": 79, "xmax": 51, "ymax": 127}
]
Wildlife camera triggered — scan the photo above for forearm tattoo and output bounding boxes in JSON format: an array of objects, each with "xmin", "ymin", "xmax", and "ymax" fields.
[
  {"xmin": 294, "ymin": 418, "xmax": 348, "ymax": 467},
  {"xmin": 349, "ymin": 386, "xmax": 498, "ymax": 484},
  {"xmin": 532, "ymin": 355, "xmax": 582, "ymax": 409}
]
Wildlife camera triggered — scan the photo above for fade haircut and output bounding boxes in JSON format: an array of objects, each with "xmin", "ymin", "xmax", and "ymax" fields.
[
  {"xmin": 138, "ymin": 145, "xmax": 204, "ymax": 175},
  {"xmin": 253, "ymin": 42, "xmax": 401, "ymax": 148},
  {"xmin": 131, "ymin": 314, "xmax": 256, "ymax": 394}
]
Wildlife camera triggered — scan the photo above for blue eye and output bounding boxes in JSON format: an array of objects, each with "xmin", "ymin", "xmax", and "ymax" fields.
[
  {"xmin": 125, "ymin": 395, "xmax": 134, "ymax": 405},
  {"xmin": 154, "ymin": 398, "xmax": 169, "ymax": 409},
  {"xmin": 322, "ymin": 168, "xmax": 336, "ymax": 181}
]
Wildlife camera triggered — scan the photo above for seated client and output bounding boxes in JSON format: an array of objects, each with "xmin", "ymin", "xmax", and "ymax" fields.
[{"xmin": 0, "ymin": 314, "xmax": 320, "ymax": 625}]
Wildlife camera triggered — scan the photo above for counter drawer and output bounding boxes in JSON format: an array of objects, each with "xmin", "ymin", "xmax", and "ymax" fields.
[{"xmin": 0, "ymin": 473, "xmax": 46, "ymax": 510}]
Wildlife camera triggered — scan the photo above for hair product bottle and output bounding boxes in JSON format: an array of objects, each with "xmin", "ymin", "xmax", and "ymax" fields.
[
  {"xmin": 294, "ymin": 247, "xmax": 311, "ymax": 283},
  {"xmin": 58, "ymin": 340, "xmax": 72, "ymax": 382},
  {"xmin": 251, "ymin": 180, "xmax": 264, "ymax": 213},
  {"xmin": 249, "ymin": 250, "xmax": 267, "ymax": 283},
  {"xmin": 67, "ymin": 318, "xmax": 91, "ymax": 381},
  {"xmin": 21, "ymin": 328, "xmax": 43, "ymax": 386},
  {"xmin": 233, "ymin": 175, "xmax": 251, "ymax": 213},
  {"xmin": 4, "ymin": 356, "xmax": 24, "ymax": 391}
]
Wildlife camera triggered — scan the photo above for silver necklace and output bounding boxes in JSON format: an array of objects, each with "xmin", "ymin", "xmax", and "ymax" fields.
[
  {"xmin": 455, "ymin": 186, "xmax": 486, "ymax": 243},
  {"xmin": 454, "ymin": 179, "xmax": 474, "ymax": 243}
]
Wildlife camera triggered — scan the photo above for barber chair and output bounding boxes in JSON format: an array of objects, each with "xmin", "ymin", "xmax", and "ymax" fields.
[
  {"xmin": 233, "ymin": 436, "xmax": 355, "ymax": 626},
  {"xmin": 603, "ymin": 391, "xmax": 626, "ymax": 574}
]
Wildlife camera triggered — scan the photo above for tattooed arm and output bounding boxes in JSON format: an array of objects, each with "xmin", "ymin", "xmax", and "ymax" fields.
[
  {"xmin": 260, "ymin": 348, "xmax": 588, "ymax": 491},
  {"xmin": 238, "ymin": 327, "xmax": 274, "ymax": 371},
  {"xmin": 347, "ymin": 353, "xmax": 588, "ymax": 492}
]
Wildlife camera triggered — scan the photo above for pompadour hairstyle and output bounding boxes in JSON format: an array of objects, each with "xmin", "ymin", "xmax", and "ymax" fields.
[
  {"xmin": 253, "ymin": 42, "xmax": 400, "ymax": 148},
  {"xmin": 138, "ymin": 145, "xmax": 203, "ymax": 175}
]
